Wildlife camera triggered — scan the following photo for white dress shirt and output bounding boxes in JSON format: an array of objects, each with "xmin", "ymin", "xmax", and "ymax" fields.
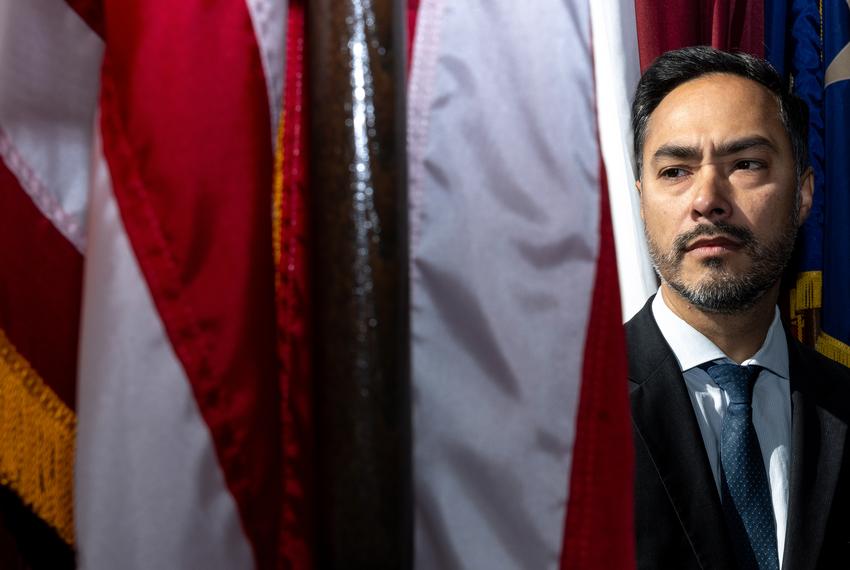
[{"xmin": 651, "ymin": 291, "xmax": 792, "ymax": 565}]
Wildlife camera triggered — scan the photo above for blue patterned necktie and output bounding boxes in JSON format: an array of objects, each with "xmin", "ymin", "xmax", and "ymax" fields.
[{"xmin": 705, "ymin": 363, "xmax": 779, "ymax": 570}]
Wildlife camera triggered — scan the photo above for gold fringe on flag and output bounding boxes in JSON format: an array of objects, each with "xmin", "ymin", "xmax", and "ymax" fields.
[
  {"xmin": 795, "ymin": 270, "xmax": 822, "ymax": 311},
  {"xmin": 816, "ymin": 331, "xmax": 850, "ymax": 368},
  {"xmin": 0, "ymin": 329, "xmax": 76, "ymax": 545}
]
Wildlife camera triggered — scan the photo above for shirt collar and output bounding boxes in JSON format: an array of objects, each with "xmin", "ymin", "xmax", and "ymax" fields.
[{"xmin": 651, "ymin": 289, "xmax": 789, "ymax": 379}]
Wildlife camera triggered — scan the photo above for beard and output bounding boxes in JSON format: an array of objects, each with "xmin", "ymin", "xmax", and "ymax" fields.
[{"xmin": 646, "ymin": 215, "xmax": 799, "ymax": 314}]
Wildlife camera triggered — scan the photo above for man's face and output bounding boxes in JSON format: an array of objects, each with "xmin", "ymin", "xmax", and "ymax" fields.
[{"xmin": 638, "ymin": 73, "xmax": 812, "ymax": 313}]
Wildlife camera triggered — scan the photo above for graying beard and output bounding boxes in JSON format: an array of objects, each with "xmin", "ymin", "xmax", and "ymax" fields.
[
  {"xmin": 664, "ymin": 264, "xmax": 777, "ymax": 314},
  {"xmin": 647, "ymin": 208, "xmax": 799, "ymax": 314}
]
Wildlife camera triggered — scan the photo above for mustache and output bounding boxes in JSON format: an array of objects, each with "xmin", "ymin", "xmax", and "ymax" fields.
[{"xmin": 672, "ymin": 222, "xmax": 755, "ymax": 256}]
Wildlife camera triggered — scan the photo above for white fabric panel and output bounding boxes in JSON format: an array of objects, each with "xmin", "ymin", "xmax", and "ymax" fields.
[
  {"xmin": 75, "ymin": 135, "xmax": 254, "ymax": 570},
  {"xmin": 245, "ymin": 0, "xmax": 287, "ymax": 144},
  {"xmin": 590, "ymin": 0, "xmax": 656, "ymax": 320},
  {"xmin": 0, "ymin": 0, "xmax": 103, "ymax": 252},
  {"xmin": 410, "ymin": 1, "xmax": 599, "ymax": 568}
]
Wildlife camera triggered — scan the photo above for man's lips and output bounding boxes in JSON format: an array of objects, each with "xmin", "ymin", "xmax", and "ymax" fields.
[{"xmin": 685, "ymin": 236, "xmax": 743, "ymax": 253}]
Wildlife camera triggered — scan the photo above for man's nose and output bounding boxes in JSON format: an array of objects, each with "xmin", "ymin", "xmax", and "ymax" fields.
[{"xmin": 690, "ymin": 167, "xmax": 732, "ymax": 222}]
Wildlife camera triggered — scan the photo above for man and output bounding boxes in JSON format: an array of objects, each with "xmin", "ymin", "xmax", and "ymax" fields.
[{"xmin": 628, "ymin": 46, "xmax": 850, "ymax": 570}]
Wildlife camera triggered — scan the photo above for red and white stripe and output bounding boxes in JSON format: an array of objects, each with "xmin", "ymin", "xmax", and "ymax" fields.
[
  {"xmin": 0, "ymin": 0, "xmax": 287, "ymax": 567},
  {"xmin": 0, "ymin": 0, "xmax": 102, "ymax": 416},
  {"xmin": 408, "ymin": 1, "xmax": 634, "ymax": 568},
  {"xmin": 75, "ymin": 0, "xmax": 288, "ymax": 567},
  {"xmin": 76, "ymin": 132, "xmax": 256, "ymax": 568}
]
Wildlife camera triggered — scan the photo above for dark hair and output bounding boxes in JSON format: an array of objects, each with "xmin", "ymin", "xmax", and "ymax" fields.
[{"xmin": 631, "ymin": 46, "xmax": 808, "ymax": 180}]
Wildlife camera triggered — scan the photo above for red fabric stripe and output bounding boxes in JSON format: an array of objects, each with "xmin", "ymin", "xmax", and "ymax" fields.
[
  {"xmin": 98, "ymin": 3, "xmax": 280, "ymax": 566},
  {"xmin": 0, "ymin": 161, "xmax": 81, "ymax": 410},
  {"xmin": 64, "ymin": 0, "xmax": 104, "ymax": 37},
  {"xmin": 634, "ymin": 0, "xmax": 765, "ymax": 71},
  {"xmin": 278, "ymin": 2, "xmax": 314, "ymax": 568},
  {"xmin": 561, "ymin": 162, "xmax": 635, "ymax": 569}
]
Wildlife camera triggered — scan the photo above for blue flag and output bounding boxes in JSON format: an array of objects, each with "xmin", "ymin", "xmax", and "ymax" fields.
[
  {"xmin": 766, "ymin": 0, "xmax": 850, "ymax": 366},
  {"xmin": 820, "ymin": 0, "xmax": 850, "ymax": 364}
]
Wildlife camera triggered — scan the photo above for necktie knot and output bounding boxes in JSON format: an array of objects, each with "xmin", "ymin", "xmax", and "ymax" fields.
[{"xmin": 704, "ymin": 363, "xmax": 761, "ymax": 407}]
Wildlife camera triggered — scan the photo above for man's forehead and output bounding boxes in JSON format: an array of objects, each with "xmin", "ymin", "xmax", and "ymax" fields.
[{"xmin": 643, "ymin": 74, "xmax": 785, "ymax": 153}]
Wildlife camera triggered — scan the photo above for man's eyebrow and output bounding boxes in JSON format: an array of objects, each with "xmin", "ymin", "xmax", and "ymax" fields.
[
  {"xmin": 651, "ymin": 144, "xmax": 700, "ymax": 164},
  {"xmin": 714, "ymin": 136, "xmax": 777, "ymax": 156},
  {"xmin": 650, "ymin": 136, "xmax": 778, "ymax": 166}
]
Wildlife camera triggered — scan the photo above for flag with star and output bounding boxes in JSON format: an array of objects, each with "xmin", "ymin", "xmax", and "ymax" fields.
[{"xmin": 766, "ymin": 0, "xmax": 850, "ymax": 365}]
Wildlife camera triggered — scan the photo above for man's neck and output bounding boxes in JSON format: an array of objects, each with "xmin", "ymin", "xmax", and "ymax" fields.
[{"xmin": 659, "ymin": 283, "xmax": 779, "ymax": 364}]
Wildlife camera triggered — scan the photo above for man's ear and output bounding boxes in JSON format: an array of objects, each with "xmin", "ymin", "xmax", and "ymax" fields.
[{"xmin": 797, "ymin": 167, "xmax": 814, "ymax": 225}]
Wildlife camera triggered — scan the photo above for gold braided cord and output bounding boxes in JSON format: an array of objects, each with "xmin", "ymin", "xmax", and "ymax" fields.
[
  {"xmin": 0, "ymin": 329, "xmax": 76, "ymax": 545},
  {"xmin": 794, "ymin": 270, "xmax": 822, "ymax": 311},
  {"xmin": 816, "ymin": 331, "xmax": 850, "ymax": 368}
]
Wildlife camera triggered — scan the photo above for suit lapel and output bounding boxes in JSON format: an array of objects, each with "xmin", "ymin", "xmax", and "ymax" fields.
[
  {"xmin": 627, "ymin": 300, "xmax": 737, "ymax": 569},
  {"xmin": 781, "ymin": 338, "xmax": 848, "ymax": 570}
]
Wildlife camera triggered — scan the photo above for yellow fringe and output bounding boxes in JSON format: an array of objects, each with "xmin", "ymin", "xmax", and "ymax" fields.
[
  {"xmin": 0, "ymin": 329, "xmax": 76, "ymax": 545},
  {"xmin": 816, "ymin": 331, "xmax": 850, "ymax": 368},
  {"xmin": 794, "ymin": 270, "xmax": 822, "ymax": 311}
]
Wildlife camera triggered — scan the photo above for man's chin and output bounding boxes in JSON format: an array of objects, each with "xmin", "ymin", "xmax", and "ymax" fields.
[
  {"xmin": 677, "ymin": 255, "xmax": 753, "ymax": 283},
  {"xmin": 664, "ymin": 275, "xmax": 771, "ymax": 314}
]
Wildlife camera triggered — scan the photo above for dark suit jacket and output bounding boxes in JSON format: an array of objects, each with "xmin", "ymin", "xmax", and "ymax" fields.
[{"xmin": 627, "ymin": 297, "xmax": 850, "ymax": 570}]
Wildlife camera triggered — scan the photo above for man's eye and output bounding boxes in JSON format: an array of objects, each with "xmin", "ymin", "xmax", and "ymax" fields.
[
  {"xmin": 735, "ymin": 160, "xmax": 764, "ymax": 171},
  {"xmin": 660, "ymin": 168, "xmax": 688, "ymax": 179}
]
